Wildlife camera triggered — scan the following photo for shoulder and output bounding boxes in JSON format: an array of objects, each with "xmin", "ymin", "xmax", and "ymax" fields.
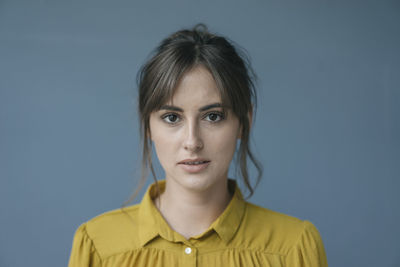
[
  {"xmin": 234, "ymin": 202, "xmax": 323, "ymax": 256},
  {"xmin": 245, "ymin": 202, "xmax": 304, "ymax": 229},
  {"xmin": 75, "ymin": 204, "xmax": 142, "ymax": 259}
]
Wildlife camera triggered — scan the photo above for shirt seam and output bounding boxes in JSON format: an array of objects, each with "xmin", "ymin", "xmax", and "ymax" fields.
[
  {"xmin": 285, "ymin": 219, "xmax": 307, "ymax": 258},
  {"xmin": 102, "ymin": 247, "xmax": 180, "ymax": 261},
  {"xmin": 82, "ymin": 224, "xmax": 104, "ymax": 264},
  {"xmin": 200, "ymin": 247, "xmax": 286, "ymax": 257},
  {"xmin": 100, "ymin": 246, "xmax": 287, "ymax": 261}
]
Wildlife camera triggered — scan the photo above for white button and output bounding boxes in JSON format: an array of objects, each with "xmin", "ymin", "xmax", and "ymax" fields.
[{"xmin": 184, "ymin": 247, "xmax": 192, "ymax": 254}]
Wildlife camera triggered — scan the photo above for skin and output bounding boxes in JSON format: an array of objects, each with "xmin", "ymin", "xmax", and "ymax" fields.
[{"xmin": 149, "ymin": 66, "xmax": 242, "ymax": 239}]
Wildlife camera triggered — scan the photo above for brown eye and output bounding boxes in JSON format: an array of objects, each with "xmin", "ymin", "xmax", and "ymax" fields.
[
  {"xmin": 205, "ymin": 112, "xmax": 224, "ymax": 122},
  {"xmin": 162, "ymin": 113, "xmax": 180, "ymax": 124}
]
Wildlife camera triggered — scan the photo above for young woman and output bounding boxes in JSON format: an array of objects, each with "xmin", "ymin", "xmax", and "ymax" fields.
[{"xmin": 68, "ymin": 24, "xmax": 328, "ymax": 267}]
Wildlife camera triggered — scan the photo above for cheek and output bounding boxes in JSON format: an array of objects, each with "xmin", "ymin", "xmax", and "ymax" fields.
[
  {"xmin": 153, "ymin": 143, "xmax": 171, "ymax": 168},
  {"xmin": 205, "ymin": 127, "xmax": 239, "ymax": 160},
  {"xmin": 149, "ymin": 123, "xmax": 179, "ymax": 167},
  {"xmin": 149, "ymin": 119, "xmax": 167, "ymax": 163},
  {"xmin": 152, "ymin": 138, "xmax": 175, "ymax": 170}
]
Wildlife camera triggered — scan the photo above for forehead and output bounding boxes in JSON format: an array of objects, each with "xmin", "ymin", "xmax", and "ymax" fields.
[{"xmin": 167, "ymin": 66, "xmax": 223, "ymax": 107}]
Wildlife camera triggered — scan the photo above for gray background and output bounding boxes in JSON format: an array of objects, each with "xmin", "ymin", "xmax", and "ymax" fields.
[{"xmin": 1, "ymin": 0, "xmax": 399, "ymax": 266}]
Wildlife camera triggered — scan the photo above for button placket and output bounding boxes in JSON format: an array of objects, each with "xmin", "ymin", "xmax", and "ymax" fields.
[
  {"xmin": 182, "ymin": 245, "xmax": 197, "ymax": 267},
  {"xmin": 185, "ymin": 247, "xmax": 192, "ymax": 254}
]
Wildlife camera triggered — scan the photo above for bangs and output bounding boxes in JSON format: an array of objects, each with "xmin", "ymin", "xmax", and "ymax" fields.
[{"xmin": 145, "ymin": 61, "xmax": 234, "ymax": 114}]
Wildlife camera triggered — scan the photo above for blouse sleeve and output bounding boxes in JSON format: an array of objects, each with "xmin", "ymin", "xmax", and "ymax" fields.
[
  {"xmin": 68, "ymin": 223, "xmax": 102, "ymax": 267},
  {"xmin": 285, "ymin": 220, "xmax": 328, "ymax": 267}
]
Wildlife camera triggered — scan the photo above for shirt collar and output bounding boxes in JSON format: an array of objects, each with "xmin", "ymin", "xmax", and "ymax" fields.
[{"xmin": 138, "ymin": 179, "xmax": 246, "ymax": 247}]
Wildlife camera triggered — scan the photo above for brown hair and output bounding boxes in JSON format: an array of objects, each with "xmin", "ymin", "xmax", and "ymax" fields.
[{"xmin": 126, "ymin": 24, "xmax": 262, "ymax": 204}]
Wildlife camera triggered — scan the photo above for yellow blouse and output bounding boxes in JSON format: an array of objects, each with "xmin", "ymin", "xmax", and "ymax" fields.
[{"xmin": 68, "ymin": 180, "xmax": 328, "ymax": 267}]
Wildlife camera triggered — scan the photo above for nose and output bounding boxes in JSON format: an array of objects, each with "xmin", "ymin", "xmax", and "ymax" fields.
[{"xmin": 183, "ymin": 120, "xmax": 203, "ymax": 152}]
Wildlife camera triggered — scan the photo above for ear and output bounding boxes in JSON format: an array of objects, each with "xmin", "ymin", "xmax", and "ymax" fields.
[
  {"xmin": 146, "ymin": 117, "xmax": 152, "ymax": 141},
  {"xmin": 147, "ymin": 126, "xmax": 152, "ymax": 141},
  {"xmin": 238, "ymin": 106, "xmax": 253, "ymax": 140},
  {"xmin": 248, "ymin": 106, "xmax": 253, "ymax": 130}
]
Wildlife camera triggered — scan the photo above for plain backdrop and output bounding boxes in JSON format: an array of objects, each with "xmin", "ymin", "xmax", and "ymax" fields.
[{"xmin": 1, "ymin": 0, "xmax": 399, "ymax": 266}]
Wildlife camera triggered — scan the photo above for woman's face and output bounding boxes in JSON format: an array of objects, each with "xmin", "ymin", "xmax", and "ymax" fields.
[{"xmin": 149, "ymin": 66, "xmax": 241, "ymax": 193}]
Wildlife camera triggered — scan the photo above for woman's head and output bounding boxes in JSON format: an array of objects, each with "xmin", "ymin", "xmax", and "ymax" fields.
[
  {"xmin": 148, "ymin": 65, "xmax": 242, "ymax": 195},
  {"xmin": 135, "ymin": 24, "xmax": 262, "ymax": 199}
]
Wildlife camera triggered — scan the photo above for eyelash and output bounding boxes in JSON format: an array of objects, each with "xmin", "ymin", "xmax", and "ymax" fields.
[{"xmin": 161, "ymin": 111, "xmax": 225, "ymax": 125}]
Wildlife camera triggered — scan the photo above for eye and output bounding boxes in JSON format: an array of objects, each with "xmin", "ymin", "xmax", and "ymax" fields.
[
  {"xmin": 204, "ymin": 112, "xmax": 225, "ymax": 122},
  {"xmin": 161, "ymin": 113, "xmax": 180, "ymax": 124}
]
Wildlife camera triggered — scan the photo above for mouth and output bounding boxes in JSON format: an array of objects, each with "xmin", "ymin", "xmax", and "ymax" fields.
[
  {"xmin": 178, "ymin": 158, "xmax": 211, "ymax": 164},
  {"xmin": 179, "ymin": 160, "xmax": 210, "ymax": 165},
  {"xmin": 178, "ymin": 159, "xmax": 211, "ymax": 173}
]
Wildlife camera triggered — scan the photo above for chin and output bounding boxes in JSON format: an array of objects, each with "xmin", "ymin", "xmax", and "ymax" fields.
[
  {"xmin": 182, "ymin": 176, "xmax": 212, "ymax": 191},
  {"xmin": 169, "ymin": 172, "xmax": 226, "ymax": 193}
]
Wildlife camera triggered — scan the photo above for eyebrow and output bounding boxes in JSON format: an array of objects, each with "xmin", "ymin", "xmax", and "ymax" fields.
[{"xmin": 159, "ymin": 103, "xmax": 224, "ymax": 112}]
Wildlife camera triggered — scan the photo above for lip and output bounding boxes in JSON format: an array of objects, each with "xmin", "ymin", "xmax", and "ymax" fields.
[
  {"xmin": 178, "ymin": 158, "xmax": 211, "ymax": 173},
  {"xmin": 178, "ymin": 158, "xmax": 210, "ymax": 164}
]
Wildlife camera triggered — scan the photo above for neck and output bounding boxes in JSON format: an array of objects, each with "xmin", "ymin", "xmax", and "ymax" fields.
[{"xmin": 154, "ymin": 179, "xmax": 232, "ymax": 239}]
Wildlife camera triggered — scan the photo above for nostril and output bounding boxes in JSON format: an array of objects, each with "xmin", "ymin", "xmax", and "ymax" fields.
[{"xmin": 183, "ymin": 137, "xmax": 203, "ymax": 151}]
